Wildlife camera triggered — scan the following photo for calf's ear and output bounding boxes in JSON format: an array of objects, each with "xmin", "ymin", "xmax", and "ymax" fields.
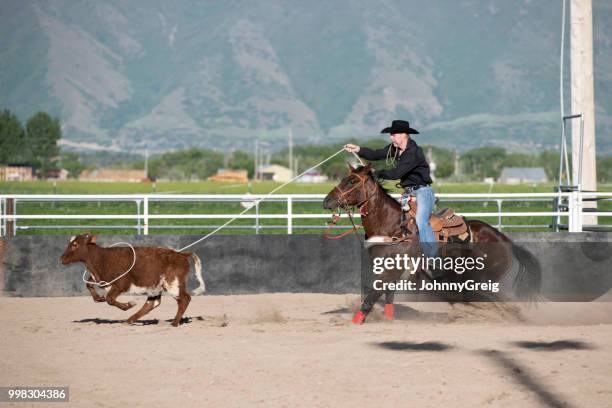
[{"xmin": 86, "ymin": 234, "xmax": 97, "ymax": 244}]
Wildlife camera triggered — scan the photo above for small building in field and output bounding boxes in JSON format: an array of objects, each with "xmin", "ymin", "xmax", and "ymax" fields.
[
  {"xmin": 0, "ymin": 166, "xmax": 35, "ymax": 181},
  {"xmin": 257, "ymin": 165, "xmax": 293, "ymax": 182},
  {"xmin": 79, "ymin": 169, "xmax": 147, "ymax": 182},
  {"xmin": 498, "ymin": 167, "xmax": 548, "ymax": 184},
  {"xmin": 297, "ymin": 171, "xmax": 329, "ymax": 183},
  {"xmin": 208, "ymin": 169, "xmax": 249, "ymax": 183},
  {"xmin": 46, "ymin": 168, "xmax": 70, "ymax": 180}
]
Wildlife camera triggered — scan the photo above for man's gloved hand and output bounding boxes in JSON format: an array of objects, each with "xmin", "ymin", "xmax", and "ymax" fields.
[{"xmin": 343, "ymin": 144, "xmax": 360, "ymax": 153}]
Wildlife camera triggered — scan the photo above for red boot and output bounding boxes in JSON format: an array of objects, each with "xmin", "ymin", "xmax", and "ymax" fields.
[
  {"xmin": 352, "ymin": 310, "xmax": 366, "ymax": 325},
  {"xmin": 384, "ymin": 304, "xmax": 394, "ymax": 321}
]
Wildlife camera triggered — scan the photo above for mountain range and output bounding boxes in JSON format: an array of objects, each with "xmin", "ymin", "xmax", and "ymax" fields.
[{"xmin": 1, "ymin": 0, "xmax": 611, "ymax": 154}]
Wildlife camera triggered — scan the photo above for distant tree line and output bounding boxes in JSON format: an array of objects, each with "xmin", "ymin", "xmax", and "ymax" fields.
[
  {"xmin": 3, "ymin": 107, "xmax": 612, "ymax": 183},
  {"xmin": 36, "ymin": 141, "xmax": 612, "ymax": 183},
  {"xmin": 141, "ymin": 140, "xmax": 587, "ymax": 183}
]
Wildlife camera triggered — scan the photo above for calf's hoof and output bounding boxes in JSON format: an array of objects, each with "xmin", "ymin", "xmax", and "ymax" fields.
[
  {"xmin": 384, "ymin": 304, "xmax": 394, "ymax": 321},
  {"xmin": 352, "ymin": 310, "xmax": 366, "ymax": 325},
  {"xmin": 93, "ymin": 297, "xmax": 106, "ymax": 303},
  {"xmin": 171, "ymin": 320, "xmax": 180, "ymax": 327}
]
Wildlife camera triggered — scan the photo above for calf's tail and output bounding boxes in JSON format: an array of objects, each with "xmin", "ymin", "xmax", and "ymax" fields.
[{"xmin": 190, "ymin": 253, "xmax": 206, "ymax": 295}]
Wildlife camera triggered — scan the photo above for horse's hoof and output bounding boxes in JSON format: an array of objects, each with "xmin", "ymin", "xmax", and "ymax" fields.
[
  {"xmin": 352, "ymin": 311, "xmax": 366, "ymax": 325},
  {"xmin": 384, "ymin": 304, "xmax": 394, "ymax": 321}
]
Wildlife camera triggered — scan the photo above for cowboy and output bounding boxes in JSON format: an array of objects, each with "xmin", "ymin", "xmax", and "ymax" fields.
[{"xmin": 344, "ymin": 119, "xmax": 440, "ymax": 277}]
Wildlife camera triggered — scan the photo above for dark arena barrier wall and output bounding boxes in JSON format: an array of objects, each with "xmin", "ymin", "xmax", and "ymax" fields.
[
  {"xmin": 0, "ymin": 235, "xmax": 362, "ymax": 297},
  {"xmin": 1, "ymin": 233, "xmax": 612, "ymax": 299}
]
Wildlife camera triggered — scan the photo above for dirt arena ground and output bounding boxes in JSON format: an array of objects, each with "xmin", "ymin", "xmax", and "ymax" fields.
[{"xmin": 1, "ymin": 294, "xmax": 612, "ymax": 407}]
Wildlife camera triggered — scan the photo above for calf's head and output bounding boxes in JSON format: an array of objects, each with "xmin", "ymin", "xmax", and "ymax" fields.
[{"xmin": 60, "ymin": 233, "xmax": 97, "ymax": 265}]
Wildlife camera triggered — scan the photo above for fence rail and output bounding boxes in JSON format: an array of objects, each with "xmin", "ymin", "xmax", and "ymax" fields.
[{"xmin": 1, "ymin": 191, "xmax": 611, "ymax": 236}]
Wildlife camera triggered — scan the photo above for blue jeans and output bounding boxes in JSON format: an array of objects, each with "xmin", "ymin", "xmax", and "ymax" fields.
[{"xmin": 413, "ymin": 186, "xmax": 438, "ymax": 258}]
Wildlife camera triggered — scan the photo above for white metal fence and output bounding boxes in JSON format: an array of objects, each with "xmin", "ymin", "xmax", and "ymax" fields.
[{"xmin": 1, "ymin": 192, "xmax": 611, "ymax": 236}]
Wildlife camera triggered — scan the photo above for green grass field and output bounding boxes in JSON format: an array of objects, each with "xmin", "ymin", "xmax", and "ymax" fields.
[{"xmin": 2, "ymin": 180, "xmax": 612, "ymax": 235}]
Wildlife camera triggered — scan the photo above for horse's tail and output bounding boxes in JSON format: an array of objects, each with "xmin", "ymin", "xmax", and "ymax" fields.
[
  {"xmin": 190, "ymin": 253, "xmax": 206, "ymax": 295},
  {"xmin": 511, "ymin": 242, "xmax": 541, "ymax": 301}
]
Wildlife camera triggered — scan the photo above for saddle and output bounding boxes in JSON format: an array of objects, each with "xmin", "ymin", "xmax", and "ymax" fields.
[{"xmin": 405, "ymin": 199, "xmax": 470, "ymax": 243}]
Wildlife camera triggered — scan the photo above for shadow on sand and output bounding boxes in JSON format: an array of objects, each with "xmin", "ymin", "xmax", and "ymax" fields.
[
  {"xmin": 479, "ymin": 349, "xmax": 577, "ymax": 408},
  {"xmin": 375, "ymin": 341, "xmax": 452, "ymax": 352},
  {"xmin": 511, "ymin": 340, "xmax": 594, "ymax": 351},
  {"xmin": 72, "ymin": 316, "xmax": 204, "ymax": 326},
  {"xmin": 322, "ymin": 304, "xmax": 449, "ymax": 322}
]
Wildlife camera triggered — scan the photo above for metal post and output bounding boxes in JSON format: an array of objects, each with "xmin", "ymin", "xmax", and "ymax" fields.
[
  {"xmin": 287, "ymin": 197, "xmax": 293, "ymax": 234},
  {"xmin": 136, "ymin": 199, "xmax": 141, "ymax": 235},
  {"xmin": 578, "ymin": 114, "xmax": 584, "ymax": 188},
  {"xmin": 6, "ymin": 198, "xmax": 15, "ymax": 237},
  {"xmin": 143, "ymin": 197, "xmax": 149, "ymax": 236},
  {"xmin": 496, "ymin": 199, "xmax": 502, "ymax": 231},
  {"xmin": 0, "ymin": 198, "xmax": 4, "ymax": 237},
  {"xmin": 568, "ymin": 191, "xmax": 575, "ymax": 231},
  {"xmin": 576, "ymin": 189, "xmax": 583, "ymax": 232},
  {"xmin": 255, "ymin": 202, "xmax": 260, "ymax": 234},
  {"xmin": 568, "ymin": 190, "xmax": 583, "ymax": 232}
]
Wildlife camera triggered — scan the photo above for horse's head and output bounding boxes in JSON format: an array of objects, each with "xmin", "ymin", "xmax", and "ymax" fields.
[{"xmin": 323, "ymin": 164, "xmax": 375, "ymax": 210}]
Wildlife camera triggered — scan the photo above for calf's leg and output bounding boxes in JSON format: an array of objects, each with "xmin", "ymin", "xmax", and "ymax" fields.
[
  {"xmin": 86, "ymin": 282, "xmax": 106, "ymax": 303},
  {"xmin": 171, "ymin": 283, "xmax": 191, "ymax": 327},
  {"xmin": 126, "ymin": 295, "xmax": 161, "ymax": 324},
  {"xmin": 105, "ymin": 286, "xmax": 136, "ymax": 311}
]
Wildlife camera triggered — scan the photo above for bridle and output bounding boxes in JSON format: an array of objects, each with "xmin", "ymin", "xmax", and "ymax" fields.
[
  {"xmin": 332, "ymin": 171, "xmax": 376, "ymax": 216},
  {"xmin": 325, "ymin": 171, "xmax": 377, "ymax": 241}
]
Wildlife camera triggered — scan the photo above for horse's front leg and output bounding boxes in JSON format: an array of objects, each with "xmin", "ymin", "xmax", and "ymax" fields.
[
  {"xmin": 352, "ymin": 286, "xmax": 384, "ymax": 324},
  {"xmin": 384, "ymin": 288, "xmax": 395, "ymax": 320}
]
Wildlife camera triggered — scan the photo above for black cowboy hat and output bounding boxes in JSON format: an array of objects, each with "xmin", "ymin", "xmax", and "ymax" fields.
[{"xmin": 381, "ymin": 120, "xmax": 420, "ymax": 135}]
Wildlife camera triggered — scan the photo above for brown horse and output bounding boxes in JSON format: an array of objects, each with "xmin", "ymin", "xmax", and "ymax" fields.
[{"xmin": 323, "ymin": 164, "xmax": 541, "ymax": 324}]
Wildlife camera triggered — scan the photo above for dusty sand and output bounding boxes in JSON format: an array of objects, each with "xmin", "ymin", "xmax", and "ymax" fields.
[{"xmin": 1, "ymin": 294, "xmax": 611, "ymax": 407}]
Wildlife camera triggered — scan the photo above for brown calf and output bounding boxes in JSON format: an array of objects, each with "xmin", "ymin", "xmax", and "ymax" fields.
[{"xmin": 60, "ymin": 234, "xmax": 206, "ymax": 326}]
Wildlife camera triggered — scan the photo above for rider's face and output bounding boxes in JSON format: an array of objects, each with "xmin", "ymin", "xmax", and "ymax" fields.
[{"xmin": 390, "ymin": 133, "xmax": 408, "ymax": 149}]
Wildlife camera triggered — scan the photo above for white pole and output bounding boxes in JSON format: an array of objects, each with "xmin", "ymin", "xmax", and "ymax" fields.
[
  {"xmin": 288, "ymin": 128, "xmax": 293, "ymax": 177},
  {"xmin": 287, "ymin": 196, "xmax": 293, "ymax": 234},
  {"xmin": 570, "ymin": 0, "xmax": 597, "ymax": 225},
  {"xmin": 254, "ymin": 139, "xmax": 259, "ymax": 181},
  {"xmin": 143, "ymin": 196, "xmax": 149, "ymax": 236}
]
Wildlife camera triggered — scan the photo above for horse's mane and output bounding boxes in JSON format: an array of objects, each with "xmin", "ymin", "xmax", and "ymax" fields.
[{"xmin": 354, "ymin": 165, "xmax": 400, "ymax": 208}]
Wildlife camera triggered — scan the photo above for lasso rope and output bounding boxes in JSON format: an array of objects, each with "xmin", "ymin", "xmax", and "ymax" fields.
[
  {"xmin": 80, "ymin": 147, "xmax": 356, "ymax": 289},
  {"xmin": 177, "ymin": 147, "xmax": 348, "ymax": 252},
  {"xmin": 82, "ymin": 242, "xmax": 136, "ymax": 287}
]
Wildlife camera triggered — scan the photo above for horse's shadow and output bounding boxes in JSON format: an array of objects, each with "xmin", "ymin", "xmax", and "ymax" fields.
[
  {"xmin": 73, "ymin": 316, "xmax": 204, "ymax": 326},
  {"xmin": 511, "ymin": 340, "xmax": 595, "ymax": 351},
  {"xmin": 322, "ymin": 303, "xmax": 449, "ymax": 322},
  {"xmin": 375, "ymin": 341, "xmax": 452, "ymax": 352}
]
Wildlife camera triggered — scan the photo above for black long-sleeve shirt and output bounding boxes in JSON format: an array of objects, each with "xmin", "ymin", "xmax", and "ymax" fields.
[{"xmin": 358, "ymin": 139, "xmax": 433, "ymax": 188}]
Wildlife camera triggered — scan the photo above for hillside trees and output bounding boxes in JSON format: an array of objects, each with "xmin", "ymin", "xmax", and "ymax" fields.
[
  {"xmin": 0, "ymin": 109, "xmax": 63, "ymax": 178},
  {"xmin": 0, "ymin": 109, "xmax": 26, "ymax": 164},
  {"xmin": 25, "ymin": 112, "xmax": 62, "ymax": 178}
]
